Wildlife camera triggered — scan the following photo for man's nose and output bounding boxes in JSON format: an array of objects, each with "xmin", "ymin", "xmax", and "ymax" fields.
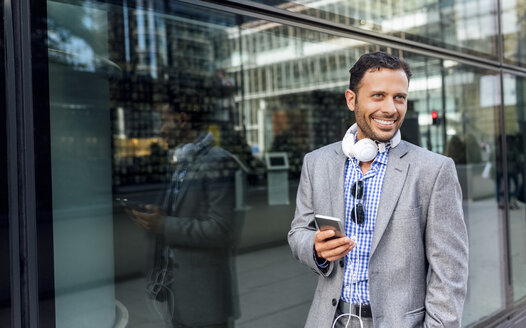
[{"xmin": 382, "ymin": 98, "xmax": 397, "ymax": 114}]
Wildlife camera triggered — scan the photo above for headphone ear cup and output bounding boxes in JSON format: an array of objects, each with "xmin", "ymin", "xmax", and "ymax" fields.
[
  {"xmin": 342, "ymin": 133, "xmax": 354, "ymax": 158},
  {"xmin": 353, "ymin": 139, "xmax": 378, "ymax": 162}
]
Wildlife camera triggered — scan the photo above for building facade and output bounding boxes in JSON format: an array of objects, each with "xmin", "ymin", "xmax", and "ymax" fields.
[{"xmin": 2, "ymin": 0, "xmax": 526, "ymax": 327}]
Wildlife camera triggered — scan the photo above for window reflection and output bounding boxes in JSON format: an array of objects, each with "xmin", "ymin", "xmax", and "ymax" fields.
[
  {"xmin": 256, "ymin": 0, "xmax": 499, "ymax": 59},
  {"xmin": 504, "ymin": 74, "xmax": 526, "ymax": 302},
  {"xmin": 503, "ymin": 0, "xmax": 526, "ymax": 66},
  {"xmin": 45, "ymin": 0, "xmax": 508, "ymax": 327}
]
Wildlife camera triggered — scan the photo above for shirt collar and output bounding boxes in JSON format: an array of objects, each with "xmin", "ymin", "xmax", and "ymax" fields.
[{"xmin": 374, "ymin": 145, "xmax": 390, "ymax": 165}]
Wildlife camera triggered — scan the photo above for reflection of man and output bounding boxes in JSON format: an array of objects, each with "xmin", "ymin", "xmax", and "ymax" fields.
[
  {"xmin": 288, "ymin": 52, "xmax": 468, "ymax": 327},
  {"xmin": 133, "ymin": 104, "xmax": 238, "ymax": 327}
]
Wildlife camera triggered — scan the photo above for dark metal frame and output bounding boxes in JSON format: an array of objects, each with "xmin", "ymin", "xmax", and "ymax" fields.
[
  {"xmin": 4, "ymin": 0, "xmax": 54, "ymax": 326},
  {"xmin": 4, "ymin": 0, "xmax": 19, "ymax": 325}
]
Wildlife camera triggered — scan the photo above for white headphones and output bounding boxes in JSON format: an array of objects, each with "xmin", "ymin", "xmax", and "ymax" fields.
[{"xmin": 341, "ymin": 123, "xmax": 401, "ymax": 162}]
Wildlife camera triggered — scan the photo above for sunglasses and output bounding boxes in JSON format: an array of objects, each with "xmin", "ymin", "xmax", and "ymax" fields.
[{"xmin": 351, "ymin": 180, "xmax": 365, "ymax": 225}]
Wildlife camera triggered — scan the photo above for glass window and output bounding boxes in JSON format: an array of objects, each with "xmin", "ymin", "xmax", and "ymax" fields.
[
  {"xmin": 439, "ymin": 65, "xmax": 504, "ymax": 325},
  {"xmin": 255, "ymin": 0, "xmax": 500, "ymax": 60},
  {"xmin": 41, "ymin": 0, "xmax": 504, "ymax": 327},
  {"xmin": 396, "ymin": 55, "xmax": 504, "ymax": 325},
  {"xmin": 504, "ymin": 74, "xmax": 526, "ymax": 302},
  {"xmin": 502, "ymin": 0, "xmax": 526, "ymax": 66}
]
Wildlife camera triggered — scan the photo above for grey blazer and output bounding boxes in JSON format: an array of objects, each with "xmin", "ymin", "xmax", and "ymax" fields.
[
  {"xmin": 157, "ymin": 146, "xmax": 238, "ymax": 326},
  {"xmin": 288, "ymin": 140, "xmax": 468, "ymax": 328}
]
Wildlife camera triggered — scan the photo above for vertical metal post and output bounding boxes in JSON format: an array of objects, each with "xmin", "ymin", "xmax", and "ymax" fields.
[
  {"xmin": 440, "ymin": 59, "xmax": 447, "ymax": 154},
  {"xmin": 495, "ymin": 0, "xmax": 514, "ymax": 308},
  {"xmin": 499, "ymin": 69, "xmax": 514, "ymax": 307},
  {"xmin": 4, "ymin": 0, "xmax": 40, "ymax": 326},
  {"xmin": 4, "ymin": 0, "xmax": 22, "ymax": 326}
]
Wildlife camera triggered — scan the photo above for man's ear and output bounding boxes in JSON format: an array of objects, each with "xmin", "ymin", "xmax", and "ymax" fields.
[{"xmin": 345, "ymin": 89, "xmax": 356, "ymax": 111}]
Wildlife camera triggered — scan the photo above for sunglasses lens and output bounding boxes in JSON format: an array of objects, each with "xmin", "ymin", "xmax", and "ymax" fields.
[
  {"xmin": 351, "ymin": 180, "xmax": 364, "ymax": 199},
  {"xmin": 351, "ymin": 203, "xmax": 365, "ymax": 225}
]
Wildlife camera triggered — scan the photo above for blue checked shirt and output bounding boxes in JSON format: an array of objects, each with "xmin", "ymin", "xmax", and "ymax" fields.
[{"xmin": 341, "ymin": 147, "xmax": 389, "ymax": 304}]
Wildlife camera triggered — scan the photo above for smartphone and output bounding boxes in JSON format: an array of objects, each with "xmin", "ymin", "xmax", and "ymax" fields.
[
  {"xmin": 314, "ymin": 214, "xmax": 345, "ymax": 237},
  {"xmin": 116, "ymin": 197, "xmax": 152, "ymax": 213}
]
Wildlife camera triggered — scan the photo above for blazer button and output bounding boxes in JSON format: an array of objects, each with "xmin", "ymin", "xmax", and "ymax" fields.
[
  {"xmin": 332, "ymin": 298, "xmax": 337, "ymax": 306},
  {"xmin": 339, "ymin": 260, "xmax": 344, "ymax": 268}
]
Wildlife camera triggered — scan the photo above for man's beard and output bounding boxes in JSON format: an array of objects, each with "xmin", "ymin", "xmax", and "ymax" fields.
[{"xmin": 354, "ymin": 102, "xmax": 400, "ymax": 142}]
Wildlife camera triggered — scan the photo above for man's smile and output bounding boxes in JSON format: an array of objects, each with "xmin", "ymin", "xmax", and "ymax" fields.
[{"xmin": 373, "ymin": 118, "xmax": 395, "ymax": 125}]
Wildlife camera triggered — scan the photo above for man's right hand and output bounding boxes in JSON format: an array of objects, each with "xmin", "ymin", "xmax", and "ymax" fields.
[{"xmin": 314, "ymin": 230, "xmax": 355, "ymax": 262}]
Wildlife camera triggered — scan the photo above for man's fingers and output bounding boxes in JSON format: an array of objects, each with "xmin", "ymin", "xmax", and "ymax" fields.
[
  {"xmin": 318, "ymin": 242, "xmax": 353, "ymax": 261},
  {"xmin": 326, "ymin": 243, "xmax": 355, "ymax": 261},
  {"xmin": 314, "ymin": 229, "xmax": 335, "ymax": 242},
  {"xmin": 132, "ymin": 215, "xmax": 149, "ymax": 229},
  {"xmin": 132, "ymin": 208, "xmax": 164, "ymax": 233},
  {"xmin": 144, "ymin": 204, "xmax": 160, "ymax": 213},
  {"xmin": 132, "ymin": 210, "xmax": 154, "ymax": 229},
  {"xmin": 314, "ymin": 234, "xmax": 354, "ymax": 260},
  {"xmin": 316, "ymin": 236, "xmax": 352, "ymax": 251}
]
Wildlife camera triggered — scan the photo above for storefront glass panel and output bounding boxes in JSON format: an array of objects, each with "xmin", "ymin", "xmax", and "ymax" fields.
[
  {"xmin": 440, "ymin": 66, "xmax": 504, "ymax": 325},
  {"xmin": 43, "ymin": 0, "xmax": 504, "ymax": 327},
  {"xmin": 504, "ymin": 74, "xmax": 526, "ymax": 302},
  {"xmin": 406, "ymin": 57, "xmax": 504, "ymax": 326},
  {"xmin": 255, "ymin": 0, "xmax": 499, "ymax": 60},
  {"xmin": 502, "ymin": 0, "xmax": 526, "ymax": 67}
]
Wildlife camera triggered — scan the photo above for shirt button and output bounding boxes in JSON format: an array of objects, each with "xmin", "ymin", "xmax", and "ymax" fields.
[{"xmin": 332, "ymin": 298, "xmax": 337, "ymax": 306}]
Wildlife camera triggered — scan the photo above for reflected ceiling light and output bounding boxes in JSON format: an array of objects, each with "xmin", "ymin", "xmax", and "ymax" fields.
[
  {"xmin": 280, "ymin": 0, "xmax": 343, "ymax": 11},
  {"xmin": 443, "ymin": 60, "xmax": 458, "ymax": 68},
  {"xmin": 408, "ymin": 76, "xmax": 442, "ymax": 92},
  {"xmin": 303, "ymin": 38, "xmax": 364, "ymax": 56},
  {"xmin": 256, "ymin": 45, "xmax": 296, "ymax": 66},
  {"xmin": 381, "ymin": 11, "xmax": 430, "ymax": 32}
]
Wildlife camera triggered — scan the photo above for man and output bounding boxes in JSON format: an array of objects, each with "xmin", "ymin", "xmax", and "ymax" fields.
[
  {"xmin": 132, "ymin": 104, "xmax": 239, "ymax": 328},
  {"xmin": 288, "ymin": 52, "xmax": 468, "ymax": 327}
]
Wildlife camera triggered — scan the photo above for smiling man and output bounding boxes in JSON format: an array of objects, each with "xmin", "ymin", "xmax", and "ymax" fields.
[{"xmin": 288, "ymin": 52, "xmax": 468, "ymax": 328}]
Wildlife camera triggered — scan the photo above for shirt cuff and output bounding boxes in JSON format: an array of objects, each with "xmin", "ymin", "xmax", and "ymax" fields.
[{"xmin": 313, "ymin": 248, "xmax": 329, "ymax": 269}]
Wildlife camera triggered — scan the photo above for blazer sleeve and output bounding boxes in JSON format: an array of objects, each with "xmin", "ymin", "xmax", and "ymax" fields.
[
  {"xmin": 288, "ymin": 153, "xmax": 334, "ymax": 276},
  {"xmin": 424, "ymin": 158, "xmax": 469, "ymax": 327}
]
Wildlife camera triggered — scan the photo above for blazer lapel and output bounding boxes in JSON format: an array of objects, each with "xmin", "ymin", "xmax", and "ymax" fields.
[
  {"xmin": 172, "ymin": 162, "xmax": 196, "ymax": 213},
  {"xmin": 370, "ymin": 141, "xmax": 410, "ymax": 257},
  {"xmin": 329, "ymin": 144, "xmax": 347, "ymax": 221}
]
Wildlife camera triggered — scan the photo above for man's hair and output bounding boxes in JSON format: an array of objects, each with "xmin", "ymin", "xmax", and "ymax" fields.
[{"xmin": 348, "ymin": 52, "xmax": 412, "ymax": 93}]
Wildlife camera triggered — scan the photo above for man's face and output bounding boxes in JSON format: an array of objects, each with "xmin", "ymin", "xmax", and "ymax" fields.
[
  {"xmin": 345, "ymin": 68, "xmax": 409, "ymax": 142},
  {"xmin": 159, "ymin": 109, "xmax": 186, "ymax": 148}
]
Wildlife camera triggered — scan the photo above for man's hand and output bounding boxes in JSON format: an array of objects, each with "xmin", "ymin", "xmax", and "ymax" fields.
[
  {"xmin": 132, "ymin": 205, "xmax": 165, "ymax": 234},
  {"xmin": 314, "ymin": 230, "xmax": 355, "ymax": 262}
]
